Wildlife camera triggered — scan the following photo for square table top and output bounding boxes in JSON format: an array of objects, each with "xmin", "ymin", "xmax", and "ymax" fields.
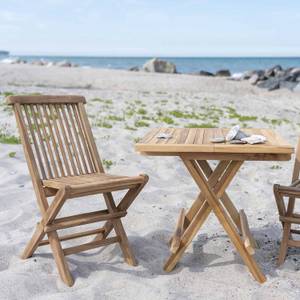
[{"xmin": 135, "ymin": 128, "xmax": 294, "ymax": 157}]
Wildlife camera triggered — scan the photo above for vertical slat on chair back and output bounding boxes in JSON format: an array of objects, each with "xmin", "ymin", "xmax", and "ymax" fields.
[{"xmin": 7, "ymin": 95, "xmax": 104, "ymax": 181}]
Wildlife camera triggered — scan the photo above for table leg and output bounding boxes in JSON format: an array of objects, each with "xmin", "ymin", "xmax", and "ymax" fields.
[
  {"xmin": 164, "ymin": 160, "xmax": 241, "ymax": 272},
  {"xmin": 182, "ymin": 159, "xmax": 266, "ymax": 283}
]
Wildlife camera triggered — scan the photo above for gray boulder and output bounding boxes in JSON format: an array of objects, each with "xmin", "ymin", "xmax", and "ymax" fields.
[
  {"xmin": 215, "ymin": 69, "xmax": 231, "ymax": 77},
  {"xmin": 265, "ymin": 65, "xmax": 282, "ymax": 77},
  {"xmin": 143, "ymin": 58, "xmax": 177, "ymax": 73},
  {"xmin": 129, "ymin": 66, "xmax": 139, "ymax": 72},
  {"xmin": 294, "ymin": 83, "xmax": 300, "ymax": 92},
  {"xmin": 279, "ymin": 81, "xmax": 298, "ymax": 91},
  {"xmin": 290, "ymin": 68, "xmax": 300, "ymax": 78},
  {"xmin": 197, "ymin": 70, "xmax": 214, "ymax": 76},
  {"xmin": 257, "ymin": 78, "xmax": 281, "ymax": 91},
  {"xmin": 242, "ymin": 70, "xmax": 256, "ymax": 80},
  {"xmin": 31, "ymin": 59, "xmax": 46, "ymax": 66},
  {"xmin": 57, "ymin": 60, "xmax": 72, "ymax": 67},
  {"xmin": 249, "ymin": 74, "xmax": 260, "ymax": 85},
  {"xmin": 242, "ymin": 70, "xmax": 265, "ymax": 80}
]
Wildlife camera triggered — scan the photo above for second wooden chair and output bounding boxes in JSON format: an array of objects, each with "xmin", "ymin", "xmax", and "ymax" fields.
[{"xmin": 274, "ymin": 139, "xmax": 300, "ymax": 265}]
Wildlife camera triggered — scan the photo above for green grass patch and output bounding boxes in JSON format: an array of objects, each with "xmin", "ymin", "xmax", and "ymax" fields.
[
  {"xmin": 8, "ymin": 151, "xmax": 16, "ymax": 158},
  {"xmin": 135, "ymin": 120, "xmax": 150, "ymax": 127},
  {"xmin": 137, "ymin": 108, "xmax": 147, "ymax": 115},
  {"xmin": 102, "ymin": 159, "xmax": 113, "ymax": 169},
  {"xmin": 107, "ymin": 115, "xmax": 124, "ymax": 121},
  {"xmin": 134, "ymin": 137, "xmax": 141, "ymax": 143},
  {"xmin": 271, "ymin": 165, "xmax": 282, "ymax": 170},
  {"xmin": 226, "ymin": 107, "xmax": 257, "ymax": 122},
  {"xmin": 169, "ymin": 110, "xmax": 198, "ymax": 119},
  {"xmin": 0, "ymin": 134, "xmax": 21, "ymax": 144},
  {"xmin": 185, "ymin": 123, "xmax": 215, "ymax": 128},
  {"xmin": 1, "ymin": 92, "xmax": 15, "ymax": 97},
  {"xmin": 125, "ymin": 125, "xmax": 137, "ymax": 131},
  {"xmin": 160, "ymin": 116, "xmax": 174, "ymax": 124},
  {"xmin": 95, "ymin": 120, "xmax": 113, "ymax": 128}
]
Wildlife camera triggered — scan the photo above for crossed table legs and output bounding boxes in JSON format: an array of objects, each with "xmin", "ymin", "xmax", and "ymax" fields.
[{"xmin": 164, "ymin": 157, "xmax": 266, "ymax": 284}]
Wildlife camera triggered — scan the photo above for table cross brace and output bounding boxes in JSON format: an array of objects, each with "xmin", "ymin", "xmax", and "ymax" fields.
[{"xmin": 164, "ymin": 158, "xmax": 266, "ymax": 284}]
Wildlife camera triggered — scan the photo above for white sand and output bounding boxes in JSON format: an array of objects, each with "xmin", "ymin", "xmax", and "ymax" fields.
[{"xmin": 1, "ymin": 63, "xmax": 300, "ymax": 299}]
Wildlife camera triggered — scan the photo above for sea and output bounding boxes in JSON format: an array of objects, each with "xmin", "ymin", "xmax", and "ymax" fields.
[{"xmin": 1, "ymin": 54, "xmax": 300, "ymax": 74}]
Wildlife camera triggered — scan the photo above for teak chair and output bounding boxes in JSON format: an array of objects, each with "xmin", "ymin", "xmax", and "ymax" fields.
[
  {"xmin": 7, "ymin": 95, "xmax": 148, "ymax": 286},
  {"xmin": 274, "ymin": 138, "xmax": 300, "ymax": 265}
]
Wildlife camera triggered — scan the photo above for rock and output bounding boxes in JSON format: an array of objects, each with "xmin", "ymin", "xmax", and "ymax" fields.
[
  {"xmin": 242, "ymin": 70, "xmax": 265, "ymax": 80},
  {"xmin": 129, "ymin": 66, "xmax": 139, "ymax": 71},
  {"xmin": 2, "ymin": 58, "xmax": 26, "ymax": 64},
  {"xmin": 215, "ymin": 69, "xmax": 231, "ymax": 77},
  {"xmin": 265, "ymin": 65, "xmax": 282, "ymax": 77},
  {"xmin": 249, "ymin": 74, "xmax": 260, "ymax": 85},
  {"xmin": 242, "ymin": 70, "xmax": 255, "ymax": 80},
  {"xmin": 46, "ymin": 61, "xmax": 56, "ymax": 67},
  {"xmin": 230, "ymin": 73, "xmax": 244, "ymax": 80},
  {"xmin": 57, "ymin": 60, "xmax": 72, "ymax": 67},
  {"xmin": 279, "ymin": 81, "xmax": 298, "ymax": 91},
  {"xmin": 294, "ymin": 83, "xmax": 300, "ymax": 92},
  {"xmin": 274, "ymin": 70, "xmax": 287, "ymax": 78},
  {"xmin": 143, "ymin": 58, "xmax": 177, "ymax": 73},
  {"xmin": 257, "ymin": 78, "xmax": 281, "ymax": 91},
  {"xmin": 290, "ymin": 68, "xmax": 300, "ymax": 78},
  {"xmin": 31, "ymin": 59, "xmax": 47, "ymax": 66},
  {"xmin": 198, "ymin": 70, "xmax": 214, "ymax": 76},
  {"xmin": 71, "ymin": 63, "xmax": 79, "ymax": 67}
]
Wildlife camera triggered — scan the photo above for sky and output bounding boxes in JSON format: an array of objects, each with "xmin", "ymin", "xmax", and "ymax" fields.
[{"xmin": 1, "ymin": 0, "xmax": 300, "ymax": 57}]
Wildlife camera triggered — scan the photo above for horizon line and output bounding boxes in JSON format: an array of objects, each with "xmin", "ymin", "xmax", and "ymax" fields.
[{"xmin": 7, "ymin": 53, "xmax": 300, "ymax": 59}]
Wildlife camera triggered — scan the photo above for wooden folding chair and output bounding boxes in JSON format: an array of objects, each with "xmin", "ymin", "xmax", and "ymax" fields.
[
  {"xmin": 274, "ymin": 138, "xmax": 300, "ymax": 265},
  {"xmin": 7, "ymin": 95, "xmax": 148, "ymax": 286}
]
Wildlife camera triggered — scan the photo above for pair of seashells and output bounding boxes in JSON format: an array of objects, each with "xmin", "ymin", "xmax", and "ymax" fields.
[{"xmin": 211, "ymin": 125, "xmax": 266, "ymax": 145}]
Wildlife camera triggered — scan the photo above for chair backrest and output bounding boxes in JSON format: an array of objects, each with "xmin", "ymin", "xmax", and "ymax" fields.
[
  {"xmin": 292, "ymin": 138, "xmax": 300, "ymax": 182},
  {"xmin": 7, "ymin": 95, "xmax": 104, "ymax": 184}
]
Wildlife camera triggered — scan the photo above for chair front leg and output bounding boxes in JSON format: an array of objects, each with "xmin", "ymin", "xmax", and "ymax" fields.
[{"xmin": 21, "ymin": 187, "xmax": 74, "ymax": 286}]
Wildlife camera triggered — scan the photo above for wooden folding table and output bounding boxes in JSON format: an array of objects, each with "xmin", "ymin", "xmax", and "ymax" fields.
[{"xmin": 135, "ymin": 128, "xmax": 294, "ymax": 283}]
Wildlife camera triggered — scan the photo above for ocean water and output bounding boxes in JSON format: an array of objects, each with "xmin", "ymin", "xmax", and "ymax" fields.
[{"xmin": 1, "ymin": 54, "xmax": 300, "ymax": 73}]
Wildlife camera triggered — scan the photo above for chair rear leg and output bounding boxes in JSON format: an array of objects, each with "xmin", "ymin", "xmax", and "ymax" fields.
[
  {"xmin": 94, "ymin": 178, "xmax": 148, "ymax": 242},
  {"xmin": 278, "ymin": 222, "xmax": 291, "ymax": 266},
  {"xmin": 104, "ymin": 193, "xmax": 137, "ymax": 266},
  {"xmin": 21, "ymin": 223, "xmax": 45, "ymax": 259}
]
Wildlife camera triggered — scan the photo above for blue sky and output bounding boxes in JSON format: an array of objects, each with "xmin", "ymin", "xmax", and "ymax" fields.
[{"xmin": 1, "ymin": 0, "xmax": 300, "ymax": 56}]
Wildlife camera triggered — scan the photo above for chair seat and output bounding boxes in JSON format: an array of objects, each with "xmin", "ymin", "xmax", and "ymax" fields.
[{"xmin": 43, "ymin": 173, "xmax": 146, "ymax": 196}]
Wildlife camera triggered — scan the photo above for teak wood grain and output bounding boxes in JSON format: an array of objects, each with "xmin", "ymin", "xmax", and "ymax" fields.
[
  {"xmin": 135, "ymin": 128, "xmax": 293, "ymax": 155},
  {"xmin": 136, "ymin": 127, "xmax": 294, "ymax": 284},
  {"xmin": 7, "ymin": 95, "xmax": 148, "ymax": 286}
]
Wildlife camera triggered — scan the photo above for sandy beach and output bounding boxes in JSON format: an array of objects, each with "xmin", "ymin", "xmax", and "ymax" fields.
[{"xmin": 1, "ymin": 63, "xmax": 300, "ymax": 299}]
